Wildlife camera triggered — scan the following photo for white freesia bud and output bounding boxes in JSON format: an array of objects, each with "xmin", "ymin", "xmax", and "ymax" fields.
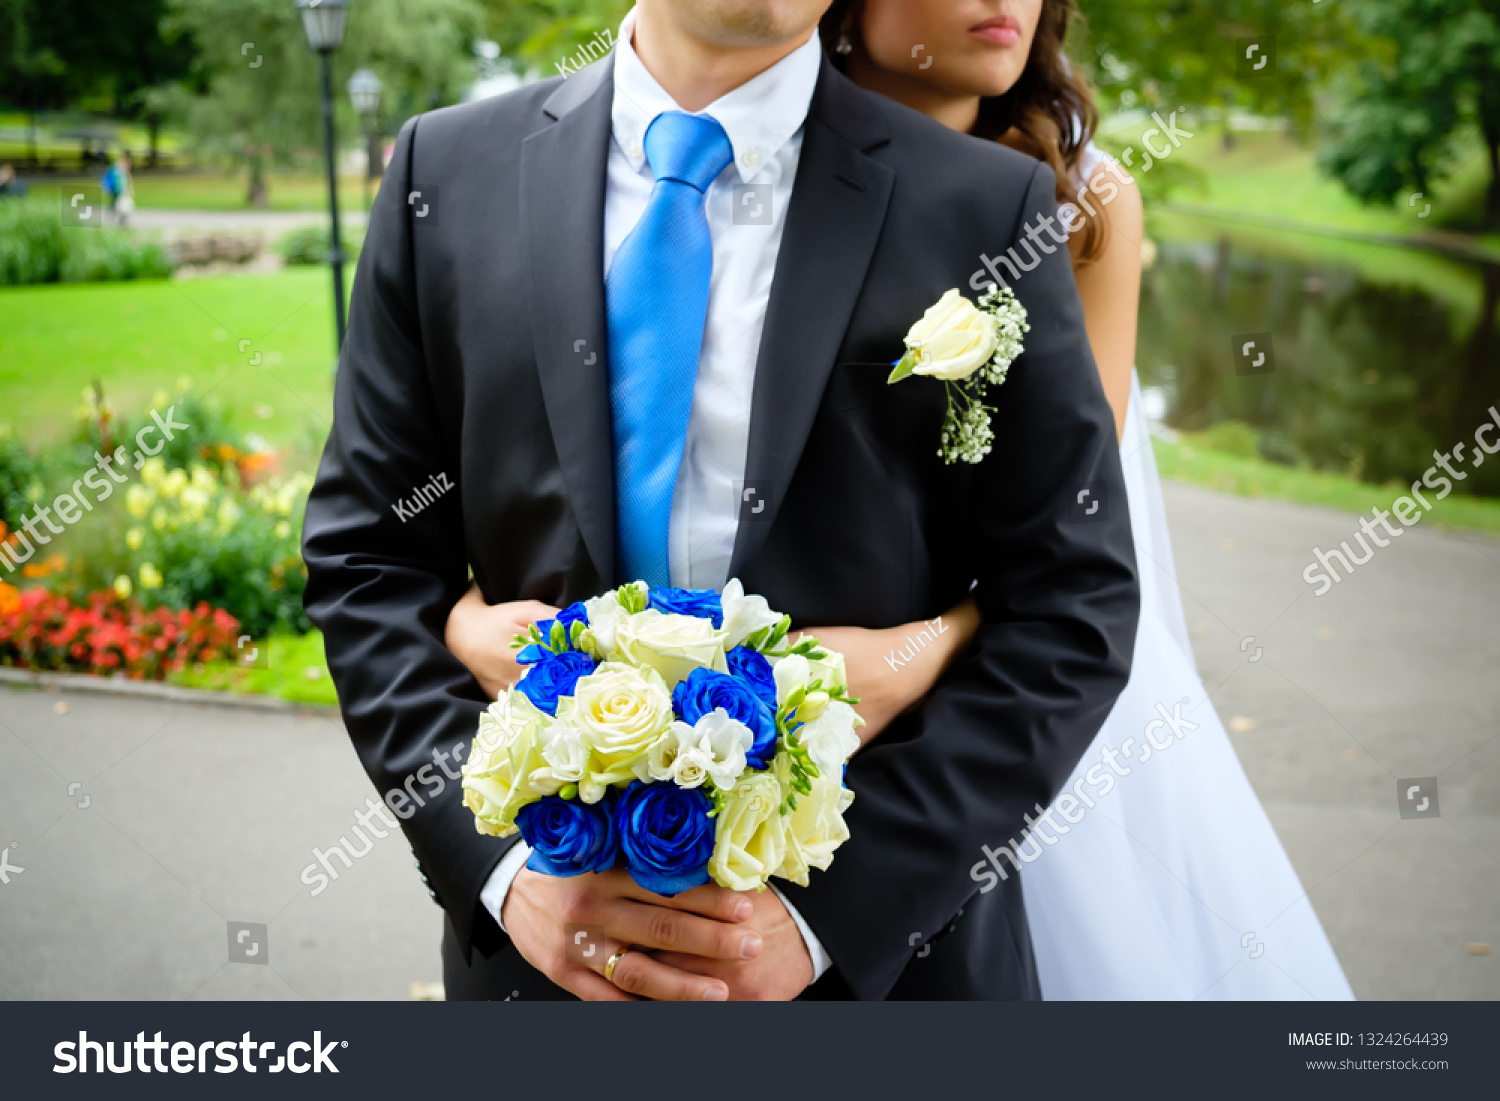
[
  {"xmin": 582, "ymin": 592, "xmax": 629, "ymax": 661},
  {"xmin": 720, "ymin": 577, "xmax": 782, "ymax": 650},
  {"xmin": 796, "ymin": 700, "xmax": 861, "ymax": 777},
  {"xmin": 903, "ymin": 288, "xmax": 1000, "ymax": 381},
  {"xmin": 772, "ymin": 653, "xmax": 810, "ymax": 708}
]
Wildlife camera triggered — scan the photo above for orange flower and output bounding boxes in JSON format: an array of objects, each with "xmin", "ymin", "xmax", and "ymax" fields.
[{"xmin": 0, "ymin": 582, "xmax": 20, "ymax": 617}]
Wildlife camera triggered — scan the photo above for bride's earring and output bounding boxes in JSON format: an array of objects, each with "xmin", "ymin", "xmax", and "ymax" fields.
[{"xmin": 835, "ymin": 31, "xmax": 853, "ymax": 55}]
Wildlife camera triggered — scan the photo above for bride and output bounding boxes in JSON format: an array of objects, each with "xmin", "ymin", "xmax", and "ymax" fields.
[{"xmin": 445, "ymin": 0, "xmax": 1353, "ymax": 1000}]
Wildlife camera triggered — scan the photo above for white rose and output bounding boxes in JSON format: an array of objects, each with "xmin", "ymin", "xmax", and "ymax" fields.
[
  {"xmin": 708, "ymin": 771, "xmax": 787, "ymax": 892},
  {"xmin": 903, "ymin": 288, "xmax": 999, "ymax": 381},
  {"xmin": 462, "ymin": 691, "xmax": 553, "ymax": 837},
  {"xmin": 777, "ymin": 773, "xmax": 855, "ymax": 888},
  {"xmin": 720, "ymin": 577, "xmax": 781, "ymax": 650},
  {"xmin": 614, "ymin": 609, "xmax": 728, "ymax": 688},
  {"xmin": 796, "ymin": 700, "xmax": 861, "ymax": 778},
  {"xmin": 563, "ymin": 661, "xmax": 675, "ymax": 787},
  {"xmin": 529, "ymin": 716, "xmax": 591, "ymax": 796}
]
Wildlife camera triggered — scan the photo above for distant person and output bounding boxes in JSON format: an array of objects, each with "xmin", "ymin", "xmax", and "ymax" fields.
[
  {"xmin": 0, "ymin": 165, "xmax": 26, "ymax": 199},
  {"xmin": 101, "ymin": 150, "xmax": 135, "ymax": 226}
]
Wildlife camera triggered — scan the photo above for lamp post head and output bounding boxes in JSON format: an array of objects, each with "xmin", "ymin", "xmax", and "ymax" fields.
[
  {"xmin": 296, "ymin": 0, "xmax": 348, "ymax": 52},
  {"xmin": 347, "ymin": 67, "xmax": 382, "ymax": 116}
]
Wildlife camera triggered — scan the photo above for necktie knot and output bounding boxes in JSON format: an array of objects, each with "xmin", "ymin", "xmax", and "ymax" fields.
[{"xmin": 644, "ymin": 111, "xmax": 734, "ymax": 194}]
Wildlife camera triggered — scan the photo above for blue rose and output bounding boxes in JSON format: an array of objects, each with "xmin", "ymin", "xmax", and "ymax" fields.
[
  {"xmin": 648, "ymin": 586, "xmax": 724, "ymax": 628},
  {"xmin": 516, "ymin": 649, "xmax": 597, "ymax": 715},
  {"xmin": 520, "ymin": 601, "xmax": 592, "ymax": 665},
  {"xmin": 725, "ymin": 646, "xmax": 777, "ymax": 710},
  {"xmin": 516, "ymin": 794, "xmax": 618, "ymax": 877},
  {"xmin": 614, "ymin": 781, "xmax": 715, "ymax": 896},
  {"xmin": 673, "ymin": 666, "xmax": 778, "ymax": 770}
]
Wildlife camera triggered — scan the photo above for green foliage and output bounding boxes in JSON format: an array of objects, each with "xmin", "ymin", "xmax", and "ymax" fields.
[
  {"xmin": 1317, "ymin": 0, "xmax": 1500, "ymax": 228},
  {"xmin": 1076, "ymin": 1, "xmax": 1359, "ymax": 134},
  {"xmin": 161, "ymin": 0, "xmax": 486, "ymax": 204},
  {"xmin": 0, "ymin": 198, "xmax": 171, "ymax": 285},
  {"xmin": 0, "ymin": 423, "xmax": 52, "ymax": 534},
  {"xmin": 275, "ymin": 223, "xmax": 363, "ymax": 266},
  {"xmin": 482, "ymin": 0, "xmax": 629, "ymax": 76}
]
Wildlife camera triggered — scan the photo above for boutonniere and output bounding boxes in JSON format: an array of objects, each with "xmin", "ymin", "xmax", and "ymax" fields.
[{"xmin": 887, "ymin": 286, "xmax": 1029, "ymax": 464}]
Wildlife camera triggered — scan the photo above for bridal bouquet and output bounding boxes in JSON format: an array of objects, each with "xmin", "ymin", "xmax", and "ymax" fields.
[{"xmin": 460, "ymin": 580, "xmax": 860, "ymax": 894}]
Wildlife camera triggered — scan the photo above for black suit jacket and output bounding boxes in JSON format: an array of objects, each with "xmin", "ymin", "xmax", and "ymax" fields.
[{"xmin": 303, "ymin": 55, "xmax": 1138, "ymax": 1000}]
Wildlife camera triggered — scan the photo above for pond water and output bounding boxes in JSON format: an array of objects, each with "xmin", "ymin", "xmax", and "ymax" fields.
[{"xmin": 1135, "ymin": 227, "xmax": 1500, "ymax": 500}]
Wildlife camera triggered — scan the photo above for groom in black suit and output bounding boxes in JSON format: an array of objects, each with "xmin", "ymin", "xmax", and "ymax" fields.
[{"xmin": 303, "ymin": 0, "xmax": 1137, "ymax": 1001}]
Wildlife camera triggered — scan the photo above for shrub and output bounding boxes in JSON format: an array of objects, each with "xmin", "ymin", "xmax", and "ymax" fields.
[
  {"xmin": 108, "ymin": 459, "xmax": 313, "ymax": 639},
  {"xmin": 275, "ymin": 223, "xmax": 362, "ymax": 267},
  {"xmin": 0, "ymin": 199, "xmax": 172, "ymax": 286},
  {"xmin": 0, "ymin": 584, "xmax": 240, "ymax": 680}
]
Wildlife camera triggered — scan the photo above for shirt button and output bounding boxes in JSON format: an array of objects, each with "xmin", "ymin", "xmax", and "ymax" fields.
[
  {"xmin": 629, "ymin": 139, "xmax": 644, "ymax": 160},
  {"xmin": 743, "ymin": 148, "xmax": 762, "ymax": 168}
]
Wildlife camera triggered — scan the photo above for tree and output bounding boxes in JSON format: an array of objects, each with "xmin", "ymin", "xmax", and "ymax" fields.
[
  {"xmin": 162, "ymin": 0, "xmax": 485, "ymax": 206},
  {"xmin": 1075, "ymin": 0, "xmax": 1358, "ymax": 147},
  {"xmin": 480, "ymin": 0, "xmax": 630, "ymax": 76},
  {"xmin": 1318, "ymin": 0, "xmax": 1500, "ymax": 230}
]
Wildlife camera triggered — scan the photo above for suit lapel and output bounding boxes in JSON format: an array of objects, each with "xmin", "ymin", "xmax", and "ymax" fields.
[
  {"xmin": 729, "ymin": 61, "xmax": 894, "ymax": 579},
  {"xmin": 521, "ymin": 61, "xmax": 616, "ymax": 584}
]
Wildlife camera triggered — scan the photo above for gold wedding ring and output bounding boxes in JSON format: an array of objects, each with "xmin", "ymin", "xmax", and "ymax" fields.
[{"xmin": 603, "ymin": 946, "xmax": 633, "ymax": 983}]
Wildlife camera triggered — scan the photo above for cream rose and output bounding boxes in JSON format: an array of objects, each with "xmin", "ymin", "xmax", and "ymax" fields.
[
  {"xmin": 461, "ymin": 691, "xmax": 553, "ymax": 837},
  {"xmin": 903, "ymin": 288, "xmax": 999, "ymax": 381},
  {"xmin": 777, "ymin": 774, "xmax": 855, "ymax": 888},
  {"xmin": 708, "ymin": 771, "xmax": 787, "ymax": 891},
  {"xmin": 614, "ymin": 609, "xmax": 728, "ymax": 688},
  {"xmin": 562, "ymin": 661, "xmax": 675, "ymax": 788}
]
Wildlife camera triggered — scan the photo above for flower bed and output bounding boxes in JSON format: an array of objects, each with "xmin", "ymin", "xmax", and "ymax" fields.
[{"xmin": 0, "ymin": 584, "xmax": 241, "ymax": 680}]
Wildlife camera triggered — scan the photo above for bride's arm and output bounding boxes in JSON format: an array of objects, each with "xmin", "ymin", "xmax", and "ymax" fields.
[
  {"xmin": 1070, "ymin": 161, "xmax": 1143, "ymax": 442},
  {"xmin": 804, "ymin": 596, "xmax": 980, "ymax": 748}
]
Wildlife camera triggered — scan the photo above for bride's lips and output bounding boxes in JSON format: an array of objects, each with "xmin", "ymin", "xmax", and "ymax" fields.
[{"xmin": 968, "ymin": 15, "xmax": 1021, "ymax": 47}]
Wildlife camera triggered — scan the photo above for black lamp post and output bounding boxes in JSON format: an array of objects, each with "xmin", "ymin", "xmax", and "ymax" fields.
[
  {"xmin": 346, "ymin": 68, "xmax": 382, "ymax": 215},
  {"xmin": 296, "ymin": 0, "xmax": 349, "ymax": 350}
]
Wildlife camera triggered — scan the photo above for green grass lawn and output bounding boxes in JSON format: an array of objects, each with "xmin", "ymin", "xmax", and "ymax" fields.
[
  {"xmin": 1105, "ymin": 121, "xmax": 1500, "ymax": 256},
  {"xmin": 1155, "ymin": 433, "xmax": 1500, "ymax": 535},
  {"xmin": 19, "ymin": 172, "xmax": 375, "ymax": 214},
  {"xmin": 168, "ymin": 629, "xmax": 339, "ymax": 706},
  {"xmin": 0, "ymin": 268, "xmax": 339, "ymax": 454}
]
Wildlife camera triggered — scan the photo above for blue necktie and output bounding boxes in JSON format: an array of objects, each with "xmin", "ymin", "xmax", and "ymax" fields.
[{"xmin": 606, "ymin": 111, "xmax": 734, "ymax": 587}]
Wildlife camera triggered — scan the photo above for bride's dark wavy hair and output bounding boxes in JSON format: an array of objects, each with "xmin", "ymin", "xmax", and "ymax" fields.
[{"xmin": 819, "ymin": 0, "xmax": 1108, "ymax": 262}]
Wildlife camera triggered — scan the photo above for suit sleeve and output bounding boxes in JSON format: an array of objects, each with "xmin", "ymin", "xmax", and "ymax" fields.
[
  {"xmin": 778, "ymin": 162, "xmax": 1140, "ymax": 999},
  {"xmin": 301, "ymin": 115, "xmax": 519, "ymax": 961}
]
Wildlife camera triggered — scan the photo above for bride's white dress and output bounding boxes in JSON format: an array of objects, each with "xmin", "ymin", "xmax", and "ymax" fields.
[{"xmin": 1021, "ymin": 375, "xmax": 1354, "ymax": 1000}]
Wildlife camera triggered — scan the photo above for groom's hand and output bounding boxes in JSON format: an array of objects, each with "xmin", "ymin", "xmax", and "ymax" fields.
[
  {"xmin": 652, "ymin": 885, "xmax": 814, "ymax": 1000},
  {"xmin": 445, "ymin": 587, "xmax": 559, "ymax": 699},
  {"xmin": 502, "ymin": 867, "xmax": 762, "ymax": 1001}
]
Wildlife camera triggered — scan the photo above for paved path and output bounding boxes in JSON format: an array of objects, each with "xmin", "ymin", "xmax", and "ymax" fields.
[
  {"xmin": 0, "ymin": 483, "xmax": 1495, "ymax": 1000},
  {"xmin": 128, "ymin": 209, "xmax": 368, "ymax": 235}
]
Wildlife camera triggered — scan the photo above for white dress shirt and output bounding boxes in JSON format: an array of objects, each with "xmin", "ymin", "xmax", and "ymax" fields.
[{"xmin": 480, "ymin": 9, "xmax": 832, "ymax": 983}]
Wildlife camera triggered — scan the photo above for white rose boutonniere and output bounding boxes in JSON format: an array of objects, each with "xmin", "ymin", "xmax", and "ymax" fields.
[{"xmin": 888, "ymin": 285, "xmax": 1029, "ymax": 465}]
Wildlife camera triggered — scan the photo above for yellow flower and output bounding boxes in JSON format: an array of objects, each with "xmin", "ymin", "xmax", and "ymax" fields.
[
  {"xmin": 273, "ymin": 520, "xmax": 291, "ymax": 540},
  {"xmin": 218, "ymin": 499, "xmax": 242, "ymax": 532},
  {"xmin": 161, "ymin": 469, "xmax": 188, "ymax": 499},
  {"xmin": 138, "ymin": 563, "xmax": 163, "ymax": 590},
  {"xmin": 180, "ymin": 485, "xmax": 209, "ymax": 519},
  {"xmin": 125, "ymin": 484, "xmax": 153, "ymax": 519},
  {"xmin": 140, "ymin": 457, "xmax": 166, "ymax": 488},
  {"xmin": 112, "ymin": 575, "xmax": 133, "ymax": 600},
  {"xmin": 190, "ymin": 465, "xmax": 216, "ymax": 493},
  {"xmin": 125, "ymin": 528, "xmax": 144, "ymax": 550}
]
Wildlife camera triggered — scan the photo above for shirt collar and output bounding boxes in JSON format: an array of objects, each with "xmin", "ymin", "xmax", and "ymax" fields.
[{"xmin": 610, "ymin": 6, "xmax": 822, "ymax": 184}]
